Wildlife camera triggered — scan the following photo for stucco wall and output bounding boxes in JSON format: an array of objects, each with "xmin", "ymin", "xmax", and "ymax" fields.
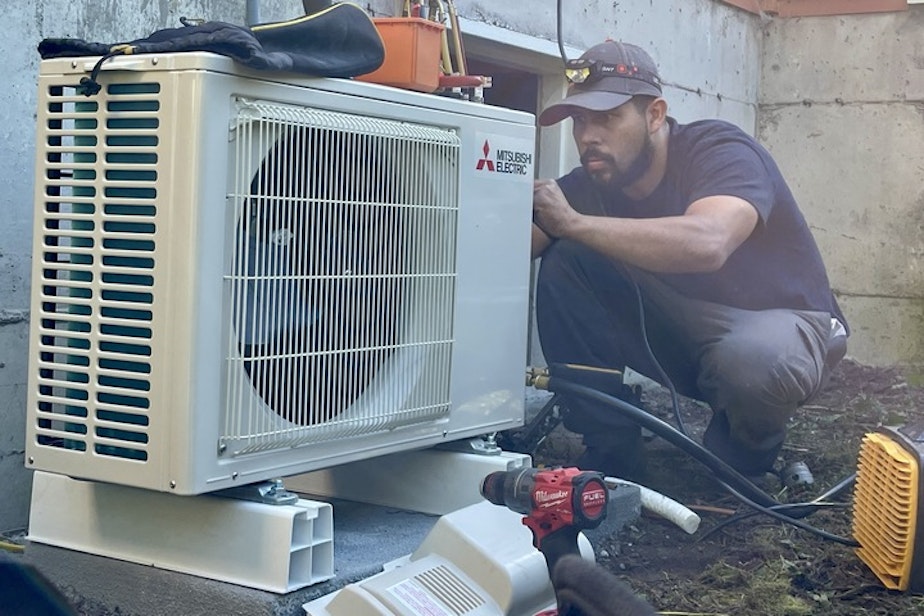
[{"xmin": 757, "ymin": 8, "xmax": 924, "ymax": 367}]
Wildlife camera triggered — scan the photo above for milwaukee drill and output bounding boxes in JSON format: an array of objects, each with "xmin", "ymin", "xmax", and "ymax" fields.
[{"xmin": 480, "ymin": 467, "xmax": 608, "ymax": 575}]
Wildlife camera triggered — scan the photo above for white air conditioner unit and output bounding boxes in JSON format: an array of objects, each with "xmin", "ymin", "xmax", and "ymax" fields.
[{"xmin": 26, "ymin": 52, "xmax": 535, "ymax": 496}]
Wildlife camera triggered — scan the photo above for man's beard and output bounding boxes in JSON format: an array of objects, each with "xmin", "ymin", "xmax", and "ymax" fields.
[{"xmin": 582, "ymin": 134, "xmax": 654, "ymax": 190}]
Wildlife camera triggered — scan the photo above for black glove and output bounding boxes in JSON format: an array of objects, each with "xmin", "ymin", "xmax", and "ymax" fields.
[
  {"xmin": 551, "ymin": 555, "xmax": 657, "ymax": 616},
  {"xmin": 38, "ymin": 2, "xmax": 384, "ymax": 78}
]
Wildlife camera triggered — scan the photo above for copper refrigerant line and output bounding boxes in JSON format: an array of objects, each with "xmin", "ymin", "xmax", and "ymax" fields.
[{"xmin": 405, "ymin": 0, "xmax": 488, "ymax": 91}]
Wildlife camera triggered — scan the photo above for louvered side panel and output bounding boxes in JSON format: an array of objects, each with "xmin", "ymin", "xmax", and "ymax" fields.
[{"xmin": 25, "ymin": 64, "xmax": 210, "ymax": 492}]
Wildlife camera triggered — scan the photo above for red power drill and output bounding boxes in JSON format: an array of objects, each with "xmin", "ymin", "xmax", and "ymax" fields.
[{"xmin": 480, "ymin": 467, "xmax": 608, "ymax": 575}]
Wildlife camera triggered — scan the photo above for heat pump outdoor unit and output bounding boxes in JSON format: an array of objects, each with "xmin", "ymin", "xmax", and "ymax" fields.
[{"xmin": 26, "ymin": 52, "xmax": 535, "ymax": 496}]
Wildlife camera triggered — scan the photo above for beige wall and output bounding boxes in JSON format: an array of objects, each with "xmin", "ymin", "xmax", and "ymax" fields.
[{"xmin": 757, "ymin": 7, "xmax": 924, "ymax": 366}]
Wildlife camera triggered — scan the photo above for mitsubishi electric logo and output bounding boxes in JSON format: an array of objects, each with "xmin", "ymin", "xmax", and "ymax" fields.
[
  {"xmin": 474, "ymin": 134, "xmax": 534, "ymax": 182},
  {"xmin": 476, "ymin": 140, "xmax": 495, "ymax": 171}
]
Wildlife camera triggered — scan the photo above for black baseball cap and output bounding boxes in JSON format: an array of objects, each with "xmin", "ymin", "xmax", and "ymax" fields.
[{"xmin": 538, "ymin": 40, "xmax": 663, "ymax": 126}]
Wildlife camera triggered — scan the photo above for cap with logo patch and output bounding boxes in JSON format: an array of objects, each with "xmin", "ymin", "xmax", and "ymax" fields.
[{"xmin": 538, "ymin": 40, "xmax": 663, "ymax": 127}]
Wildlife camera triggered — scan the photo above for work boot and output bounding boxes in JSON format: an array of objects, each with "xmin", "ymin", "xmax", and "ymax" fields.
[
  {"xmin": 576, "ymin": 429, "xmax": 646, "ymax": 482},
  {"xmin": 702, "ymin": 412, "xmax": 783, "ymax": 476},
  {"xmin": 744, "ymin": 471, "xmax": 782, "ymax": 494}
]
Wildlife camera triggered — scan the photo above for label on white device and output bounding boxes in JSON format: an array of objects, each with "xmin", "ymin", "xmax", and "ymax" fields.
[
  {"xmin": 387, "ymin": 578, "xmax": 454, "ymax": 616},
  {"xmin": 473, "ymin": 133, "xmax": 535, "ymax": 182}
]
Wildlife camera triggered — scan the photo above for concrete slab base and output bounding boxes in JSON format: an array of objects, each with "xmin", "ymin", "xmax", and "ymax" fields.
[
  {"xmin": 23, "ymin": 486, "xmax": 643, "ymax": 616},
  {"xmin": 24, "ymin": 498, "xmax": 440, "ymax": 616},
  {"xmin": 22, "ymin": 433, "xmax": 642, "ymax": 616}
]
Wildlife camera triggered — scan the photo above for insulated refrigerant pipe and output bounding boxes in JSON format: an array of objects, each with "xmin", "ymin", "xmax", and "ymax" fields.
[{"xmin": 544, "ymin": 377, "xmax": 782, "ymax": 511}]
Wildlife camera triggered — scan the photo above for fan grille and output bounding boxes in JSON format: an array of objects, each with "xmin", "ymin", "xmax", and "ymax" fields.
[{"xmin": 222, "ymin": 99, "xmax": 461, "ymax": 454}]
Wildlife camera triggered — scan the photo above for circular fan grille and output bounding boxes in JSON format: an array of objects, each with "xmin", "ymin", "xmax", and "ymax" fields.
[{"xmin": 235, "ymin": 127, "xmax": 405, "ymax": 425}]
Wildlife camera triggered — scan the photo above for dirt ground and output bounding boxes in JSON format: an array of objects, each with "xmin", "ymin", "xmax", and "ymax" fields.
[{"xmin": 532, "ymin": 358, "xmax": 924, "ymax": 615}]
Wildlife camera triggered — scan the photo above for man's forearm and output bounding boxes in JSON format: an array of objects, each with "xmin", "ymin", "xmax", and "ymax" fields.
[
  {"xmin": 555, "ymin": 195, "xmax": 759, "ymax": 273},
  {"xmin": 563, "ymin": 214, "xmax": 731, "ymax": 273}
]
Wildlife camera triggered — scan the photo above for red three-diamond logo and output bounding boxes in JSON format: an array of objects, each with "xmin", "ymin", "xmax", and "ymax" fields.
[{"xmin": 476, "ymin": 140, "xmax": 495, "ymax": 171}]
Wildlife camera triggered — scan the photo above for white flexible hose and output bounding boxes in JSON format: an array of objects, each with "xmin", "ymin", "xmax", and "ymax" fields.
[{"xmin": 605, "ymin": 477, "xmax": 701, "ymax": 535}]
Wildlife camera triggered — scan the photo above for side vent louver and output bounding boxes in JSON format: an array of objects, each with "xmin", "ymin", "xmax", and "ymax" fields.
[{"xmin": 36, "ymin": 82, "xmax": 161, "ymax": 462}]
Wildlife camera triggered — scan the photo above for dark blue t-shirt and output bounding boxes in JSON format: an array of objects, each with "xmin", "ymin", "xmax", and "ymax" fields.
[{"xmin": 557, "ymin": 117, "xmax": 847, "ymax": 329}]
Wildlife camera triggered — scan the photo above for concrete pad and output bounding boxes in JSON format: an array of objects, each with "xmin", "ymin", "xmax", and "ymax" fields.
[
  {"xmin": 24, "ymin": 499, "xmax": 440, "ymax": 616},
  {"xmin": 24, "ymin": 488, "xmax": 641, "ymax": 616}
]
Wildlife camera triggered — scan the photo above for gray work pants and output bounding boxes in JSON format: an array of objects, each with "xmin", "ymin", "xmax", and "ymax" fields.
[{"xmin": 536, "ymin": 240, "xmax": 847, "ymax": 473}]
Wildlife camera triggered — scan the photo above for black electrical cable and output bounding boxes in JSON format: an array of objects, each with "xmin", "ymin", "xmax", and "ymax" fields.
[
  {"xmin": 701, "ymin": 503, "xmax": 857, "ymax": 545},
  {"xmin": 547, "ymin": 0, "xmax": 859, "ymax": 547},
  {"xmin": 550, "ymin": 0, "xmax": 690, "ymax": 438},
  {"xmin": 813, "ymin": 472, "xmax": 856, "ymax": 502},
  {"xmin": 699, "ymin": 474, "xmax": 857, "ymax": 540},
  {"xmin": 548, "ymin": 376, "xmax": 866, "ymax": 546},
  {"xmin": 717, "ymin": 481, "xmax": 859, "ymax": 547},
  {"xmin": 627, "ymin": 270, "xmax": 688, "ymax": 435},
  {"xmin": 698, "ymin": 502, "xmax": 852, "ymax": 542},
  {"xmin": 556, "ymin": 0, "xmax": 568, "ymax": 64}
]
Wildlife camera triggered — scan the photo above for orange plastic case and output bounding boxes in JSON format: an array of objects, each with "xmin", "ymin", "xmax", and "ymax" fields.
[{"xmin": 356, "ymin": 17, "xmax": 444, "ymax": 92}]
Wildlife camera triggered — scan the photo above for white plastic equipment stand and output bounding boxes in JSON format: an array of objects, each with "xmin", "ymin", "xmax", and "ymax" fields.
[
  {"xmin": 286, "ymin": 447, "xmax": 533, "ymax": 515},
  {"xmin": 28, "ymin": 470, "xmax": 334, "ymax": 593},
  {"xmin": 27, "ymin": 447, "xmax": 534, "ymax": 595}
]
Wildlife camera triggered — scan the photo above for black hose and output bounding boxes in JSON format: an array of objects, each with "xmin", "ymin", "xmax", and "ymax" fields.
[
  {"xmin": 547, "ymin": 377, "xmax": 863, "ymax": 546},
  {"xmin": 547, "ymin": 376, "xmax": 782, "ymax": 510}
]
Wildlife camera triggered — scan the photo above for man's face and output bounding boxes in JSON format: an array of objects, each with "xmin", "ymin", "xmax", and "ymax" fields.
[{"xmin": 570, "ymin": 99, "xmax": 653, "ymax": 190}]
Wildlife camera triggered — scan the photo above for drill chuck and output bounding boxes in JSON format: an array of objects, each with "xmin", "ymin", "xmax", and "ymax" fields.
[{"xmin": 481, "ymin": 467, "xmax": 535, "ymax": 514}]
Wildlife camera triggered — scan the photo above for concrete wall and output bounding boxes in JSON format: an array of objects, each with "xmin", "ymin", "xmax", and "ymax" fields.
[
  {"xmin": 458, "ymin": 0, "xmax": 761, "ymax": 130},
  {"xmin": 757, "ymin": 8, "xmax": 924, "ymax": 366},
  {"xmin": 0, "ymin": 0, "xmax": 759, "ymax": 533},
  {"xmin": 0, "ymin": 0, "xmax": 312, "ymax": 535}
]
